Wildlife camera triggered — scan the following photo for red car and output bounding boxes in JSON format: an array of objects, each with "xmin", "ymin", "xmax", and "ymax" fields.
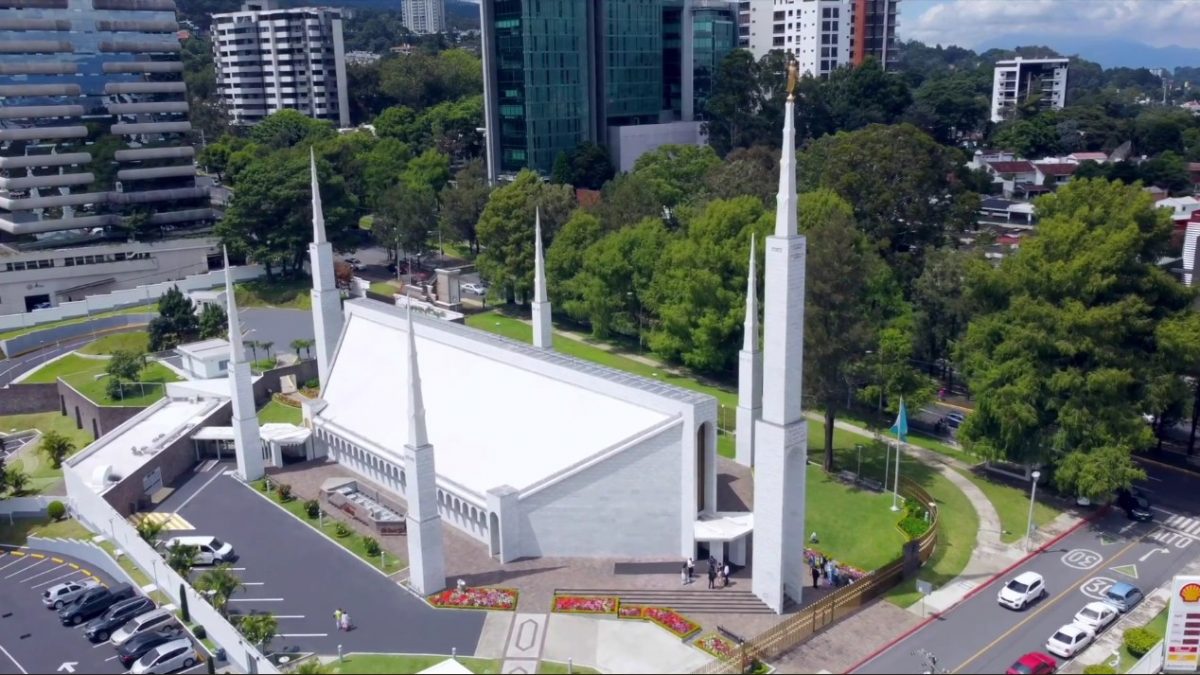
[{"xmin": 1007, "ymin": 652, "xmax": 1057, "ymax": 674}]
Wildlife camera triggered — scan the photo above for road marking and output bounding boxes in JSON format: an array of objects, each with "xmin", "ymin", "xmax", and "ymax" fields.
[
  {"xmin": 4, "ymin": 558, "xmax": 45, "ymax": 578},
  {"xmin": 79, "ymin": 569, "xmax": 91, "ymax": 577},
  {"xmin": 30, "ymin": 553, "xmax": 43, "ymax": 559},
  {"xmin": 953, "ymin": 537, "xmax": 1142, "ymax": 673},
  {"xmin": 105, "ymin": 656, "xmax": 119, "ymax": 662},
  {"xmin": 1140, "ymin": 548, "xmax": 1171, "ymax": 562},
  {"xmin": 0, "ymin": 643, "xmax": 27, "ymax": 674},
  {"xmin": 278, "ymin": 633, "xmax": 328, "ymax": 637},
  {"xmin": 173, "ymin": 467, "xmax": 228, "ymax": 515},
  {"xmin": 1111, "ymin": 564, "xmax": 1139, "ymax": 579},
  {"xmin": 1081, "ymin": 576, "xmax": 1119, "ymax": 601},
  {"xmin": 128, "ymin": 512, "xmax": 193, "ymax": 532},
  {"xmin": 92, "ymin": 641, "xmax": 109, "ymax": 649},
  {"xmin": 50, "ymin": 558, "xmax": 62, "ymax": 564},
  {"xmin": 242, "ymin": 582, "xmax": 265, "ymax": 586},
  {"xmin": 17, "ymin": 563, "xmax": 68, "ymax": 584},
  {"xmin": 1150, "ymin": 530, "xmax": 1195, "ymax": 549},
  {"xmin": 1062, "ymin": 549, "xmax": 1103, "ymax": 570},
  {"xmin": 272, "ymin": 615, "xmax": 306, "ymax": 619},
  {"xmin": 0, "ymin": 556, "xmax": 30, "ymax": 572},
  {"xmin": 1154, "ymin": 506, "xmax": 1181, "ymax": 517},
  {"xmin": 68, "ymin": 563, "xmax": 78, "ymax": 569},
  {"xmin": 229, "ymin": 597, "xmax": 285, "ymax": 602},
  {"xmin": 31, "ymin": 569, "xmax": 84, "ymax": 589}
]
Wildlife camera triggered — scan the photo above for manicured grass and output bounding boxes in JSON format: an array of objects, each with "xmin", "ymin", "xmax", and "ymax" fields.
[
  {"xmin": 369, "ymin": 280, "xmax": 399, "ymax": 297},
  {"xmin": 1116, "ymin": 608, "xmax": 1167, "ymax": 672},
  {"xmin": 62, "ymin": 361, "xmax": 180, "ymax": 407},
  {"xmin": 0, "ymin": 516, "xmax": 90, "ymax": 545},
  {"xmin": 0, "ymin": 411, "xmax": 94, "ymax": 449},
  {"xmin": 78, "ymin": 332, "xmax": 149, "ymax": 355},
  {"xmin": 960, "ymin": 470, "xmax": 1061, "ymax": 544},
  {"xmin": 258, "ymin": 400, "xmax": 302, "ymax": 425},
  {"xmin": 537, "ymin": 661, "xmax": 600, "ymax": 674},
  {"xmin": 5, "ymin": 431, "xmax": 89, "ymax": 495},
  {"xmin": 22, "ymin": 353, "xmax": 107, "ymax": 383},
  {"xmin": 440, "ymin": 240, "xmax": 475, "ymax": 261},
  {"xmin": 235, "ymin": 277, "xmax": 312, "ymax": 310},
  {"xmin": 92, "ymin": 540, "xmax": 169, "ymax": 604},
  {"xmin": 806, "ymin": 466, "xmax": 906, "ymax": 571},
  {"xmin": 0, "ymin": 304, "xmax": 155, "ymax": 342},
  {"xmin": 836, "ymin": 408, "xmax": 973, "ymax": 464},
  {"xmin": 332, "ymin": 654, "xmax": 502, "ymax": 674},
  {"xmin": 250, "ymin": 479, "xmax": 404, "ymax": 573}
]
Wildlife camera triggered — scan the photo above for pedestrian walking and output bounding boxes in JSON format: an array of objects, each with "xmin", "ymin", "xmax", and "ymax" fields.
[
  {"xmin": 341, "ymin": 610, "xmax": 352, "ymax": 632},
  {"xmin": 811, "ymin": 565, "xmax": 820, "ymax": 589},
  {"xmin": 824, "ymin": 558, "xmax": 833, "ymax": 581},
  {"xmin": 687, "ymin": 556, "xmax": 695, "ymax": 581},
  {"xmin": 681, "ymin": 563, "xmax": 688, "ymax": 585},
  {"xmin": 334, "ymin": 608, "xmax": 343, "ymax": 631},
  {"xmin": 707, "ymin": 567, "xmax": 716, "ymax": 589}
]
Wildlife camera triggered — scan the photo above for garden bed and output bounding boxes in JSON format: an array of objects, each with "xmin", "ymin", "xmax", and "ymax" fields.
[
  {"xmin": 614, "ymin": 603, "xmax": 699, "ymax": 639},
  {"xmin": 694, "ymin": 633, "xmax": 736, "ymax": 659},
  {"xmin": 428, "ymin": 587, "xmax": 518, "ymax": 611},
  {"xmin": 804, "ymin": 547, "xmax": 868, "ymax": 584},
  {"xmin": 552, "ymin": 595, "xmax": 618, "ymax": 614}
]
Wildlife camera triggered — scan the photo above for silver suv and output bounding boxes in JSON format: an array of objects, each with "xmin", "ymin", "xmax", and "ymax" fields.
[{"xmin": 42, "ymin": 579, "xmax": 99, "ymax": 609}]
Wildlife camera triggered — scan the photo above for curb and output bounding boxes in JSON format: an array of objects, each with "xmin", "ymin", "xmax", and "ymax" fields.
[
  {"xmin": 846, "ymin": 505, "xmax": 1110, "ymax": 673},
  {"xmin": 1136, "ymin": 454, "xmax": 1200, "ymax": 480}
]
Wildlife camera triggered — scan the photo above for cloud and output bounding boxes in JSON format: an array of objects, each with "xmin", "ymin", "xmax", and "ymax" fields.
[{"xmin": 904, "ymin": 0, "xmax": 1200, "ymax": 49}]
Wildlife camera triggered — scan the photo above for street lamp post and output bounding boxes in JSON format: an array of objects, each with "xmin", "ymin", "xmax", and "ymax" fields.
[{"xmin": 1024, "ymin": 470, "xmax": 1041, "ymax": 552}]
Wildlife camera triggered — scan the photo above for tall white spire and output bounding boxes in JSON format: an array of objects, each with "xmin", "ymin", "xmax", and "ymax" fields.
[
  {"xmin": 531, "ymin": 207, "xmax": 553, "ymax": 349},
  {"xmin": 735, "ymin": 234, "xmax": 762, "ymax": 468},
  {"xmin": 224, "ymin": 248, "xmax": 264, "ymax": 481},
  {"xmin": 403, "ymin": 307, "xmax": 446, "ymax": 596},
  {"xmin": 309, "ymin": 150, "xmax": 344, "ymax": 389},
  {"xmin": 752, "ymin": 71, "xmax": 809, "ymax": 614}
]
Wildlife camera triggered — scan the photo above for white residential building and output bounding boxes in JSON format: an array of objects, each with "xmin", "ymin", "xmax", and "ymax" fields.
[
  {"xmin": 741, "ymin": 0, "xmax": 900, "ymax": 75},
  {"xmin": 212, "ymin": 1, "xmax": 350, "ymax": 127},
  {"xmin": 991, "ymin": 57, "xmax": 1069, "ymax": 123},
  {"xmin": 403, "ymin": 0, "xmax": 445, "ymax": 34}
]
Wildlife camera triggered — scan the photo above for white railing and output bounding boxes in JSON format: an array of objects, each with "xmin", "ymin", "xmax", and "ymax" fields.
[{"xmin": 1128, "ymin": 640, "xmax": 1165, "ymax": 674}]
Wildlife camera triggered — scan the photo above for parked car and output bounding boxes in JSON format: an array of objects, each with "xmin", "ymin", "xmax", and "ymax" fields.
[
  {"xmin": 129, "ymin": 638, "xmax": 197, "ymax": 675},
  {"xmin": 944, "ymin": 411, "xmax": 966, "ymax": 428},
  {"xmin": 1116, "ymin": 488, "xmax": 1153, "ymax": 521},
  {"xmin": 998, "ymin": 571, "xmax": 1046, "ymax": 610},
  {"xmin": 59, "ymin": 584, "xmax": 134, "ymax": 625},
  {"xmin": 1073, "ymin": 601, "xmax": 1118, "ymax": 632},
  {"xmin": 112, "ymin": 608, "xmax": 177, "ymax": 647},
  {"xmin": 344, "ymin": 257, "xmax": 362, "ymax": 270},
  {"xmin": 117, "ymin": 630, "xmax": 185, "ymax": 669},
  {"xmin": 83, "ymin": 595, "xmax": 155, "ymax": 642},
  {"xmin": 1045, "ymin": 623, "xmax": 1095, "ymax": 658},
  {"xmin": 42, "ymin": 579, "xmax": 99, "ymax": 609},
  {"xmin": 1105, "ymin": 581, "xmax": 1145, "ymax": 612},
  {"xmin": 461, "ymin": 282, "xmax": 488, "ymax": 295},
  {"xmin": 160, "ymin": 536, "xmax": 235, "ymax": 565},
  {"xmin": 1006, "ymin": 651, "xmax": 1057, "ymax": 674}
]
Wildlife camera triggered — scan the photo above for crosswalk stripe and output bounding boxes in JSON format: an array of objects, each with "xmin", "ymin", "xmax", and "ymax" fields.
[
  {"xmin": 1167, "ymin": 515, "xmax": 1187, "ymax": 527},
  {"xmin": 127, "ymin": 512, "xmax": 194, "ymax": 531}
]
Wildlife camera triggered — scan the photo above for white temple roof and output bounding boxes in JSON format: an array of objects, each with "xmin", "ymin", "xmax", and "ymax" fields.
[{"xmin": 316, "ymin": 301, "xmax": 680, "ymax": 497}]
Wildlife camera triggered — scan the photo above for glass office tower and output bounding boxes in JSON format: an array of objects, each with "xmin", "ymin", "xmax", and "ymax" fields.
[
  {"xmin": 0, "ymin": 0, "xmax": 208, "ymax": 238},
  {"xmin": 691, "ymin": 1, "xmax": 737, "ymax": 119},
  {"xmin": 599, "ymin": 0, "xmax": 662, "ymax": 128}
]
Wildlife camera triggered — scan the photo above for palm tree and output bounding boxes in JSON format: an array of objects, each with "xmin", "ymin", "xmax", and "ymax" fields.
[
  {"xmin": 238, "ymin": 613, "xmax": 278, "ymax": 652},
  {"xmin": 166, "ymin": 543, "xmax": 198, "ymax": 577},
  {"xmin": 136, "ymin": 518, "xmax": 164, "ymax": 544},
  {"xmin": 261, "ymin": 341, "xmax": 274, "ymax": 360},
  {"xmin": 195, "ymin": 564, "xmax": 242, "ymax": 616},
  {"xmin": 245, "ymin": 340, "xmax": 259, "ymax": 361},
  {"xmin": 295, "ymin": 660, "xmax": 327, "ymax": 674},
  {"xmin": 5, "ymin": 468, "xmax": 28, "ymax": 496},
  {"xmin": 290, "ymin": 339, "xmax": 306, "ymax": 359},
  {"xmin": 39, "ymin": 430, "xmax": 75, "ymax": 469}
]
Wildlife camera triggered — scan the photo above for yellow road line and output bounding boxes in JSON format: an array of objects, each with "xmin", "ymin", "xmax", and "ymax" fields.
[
  {"xmin": 80, "ymin": 569, "xmax": 91, "ymax": 577},
  {"xmin": 30, "ymin": 553, "xmax": 43, "ymax": 559},
  {"xmin": 954, "ymin": 537, "xmax": 1142, "ymax": 673},
  {"xmin": 51, "ymin": 557, "xmax": 62, "ymax": 563},
  {"xmin": 11, "ymin": 552, "xmax": 23, "ymax": 557},
  {"xmin": 68, "ymin": 563, "xmax": 79, "ymax": 569}
]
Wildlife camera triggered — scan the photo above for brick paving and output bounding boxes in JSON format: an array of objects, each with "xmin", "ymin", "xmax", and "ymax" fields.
[{"xmin": 771, "ymin": 601, "xmax": 922, "ymax": 674}]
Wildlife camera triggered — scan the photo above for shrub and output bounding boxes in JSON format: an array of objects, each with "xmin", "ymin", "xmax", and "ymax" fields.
[
  {"xmin": 193, "ymin": 624, "xmax": 206, "ymax": 640},
  {"xmin": 47, "ymin": 500, "xmax": 66, "ymax": 520},
  {"xmin": 259, "ymin": 479, "xmax": 269, "ymax": 492},
  {"xmin": 1083, "ymin": 665, "xmax": 1117, "ymax": 675},
  {"xmin": 1124, "ymin": 626, "xmax": 1159, "ymax": 658},
  {"xmin": 275, "ymin": 483, "xmax": 292, "ymax": 502},
  {"xmin": 304, "ymin": 378, "xmax": 320, "ymax": 389},
  {"xmin": 179, "ymin": 583, "xmax": 190, "ymax": 623},
  {"xmin": 363, "ymin": 536, "xmax": 381, "ymax": 557},
  {"xmin": 304, "ymin": 499, "xmax": 320, "ymax": 519},
  {"xmin": 335, "ymin": 522, "xmax": 351, "ymax": 538}
]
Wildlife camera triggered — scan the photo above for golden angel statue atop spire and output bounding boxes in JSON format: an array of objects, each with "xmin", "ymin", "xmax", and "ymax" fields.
[{"xmin": 787, "ymin": 59, "xmax": 799, "ymax": 97}]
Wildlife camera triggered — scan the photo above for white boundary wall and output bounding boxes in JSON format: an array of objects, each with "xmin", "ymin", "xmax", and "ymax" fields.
[
  {"xmin": 26, "ymin": 535, "xmax": 130, "ymax": 585},
  {"xmin": 63, "ymin": 465, "xmax": 279, "ymax": 675},
  {"xmin": 0, "ymin": 264, "xmax": 263, "ymax": 331},
  {"xmin": 0, "ymin": 496, "xmax": 55, "ymax": 516}
]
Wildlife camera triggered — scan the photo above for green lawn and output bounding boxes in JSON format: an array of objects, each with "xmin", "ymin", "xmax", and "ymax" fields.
[
  {"xmin": 960, "ymin": 470, "xmax": 1061, "ymax": 544},
  {"xmin": 332, "ymin": 654, "xmax": 501, "ymax": 674},
  {"xmin": 6, "ymin": 432, "xmax": 89, "ymax": 495},
  {"xmin": 250, "ymin": 479, "xmax": 404, "ymax": 573},
  {"xmin": 0, "ymin": 516, "xmax": 90, "ymax": 545},
  {"xmin": 235, "ymin": 277, "xmax": 312, "ymax": 310},
  {"xmin": 0, "ymin": 304, "xmax": 155, "ymax": 342},
  {"xmin": 78, "ymin": 332, "xmax": 149, "ymax": 355},
  {"xmin": 806, "ymin": 466, "xmax": 907, "ymax": 571},
  {"xmin": 369, "ymin": 280, "xmax": 399, "ymax": 297},
  {"xmin": 0, "ymin": 411, "xmax": 94, "ymax": 449},
  {"xmin": 22, "ymin": 353, "xmax": 107, "ymax": 383},
  {"xmin": 537, "ymin": 661, "xmax": 600, "ymax": 674},
  {"xmin": 258, "ymin": 400, "xmax": 302, "ymax": 425},
  {"xmin": 62, "ymin": 361, "xmax": 180, "ymax": 407}
]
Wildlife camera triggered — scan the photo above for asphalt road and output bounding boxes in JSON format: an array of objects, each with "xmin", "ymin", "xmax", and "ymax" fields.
[
  {"xmin": 153, "ymin": 461, "xmax": 485, "ymax": 657},
  {"xmin": 854, "ymin": 508, "xmax": 1199, "ymax": 674},
  {"xmin": 0, "ymin": 333, "xmax": 101, "ymax": 387}
]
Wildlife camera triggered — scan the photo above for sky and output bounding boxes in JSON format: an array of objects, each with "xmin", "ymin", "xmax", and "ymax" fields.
[{"xmin": 900, "ymin": 0, "xmax": 1200, "ymax": 50}]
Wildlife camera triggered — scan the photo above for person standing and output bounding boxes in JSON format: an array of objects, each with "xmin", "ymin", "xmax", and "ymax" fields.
[
  {"xmin": 687, "ymin": 556, "xmax": 695, "ymax": 582},
  {"xmin": 811, "ymin": 564, "xmax": 820, "ymax": 589},
  {"xmin": 681, "ymin": 563, "xmax": 688, "ymax": 585},
  {"xmin": 341, "ymin": 610, "xmax": 351, "ymax": 632},
  {"xmin": 723, "ymin": 563, "xmax": 730, "ymax": 586},
  {"xmin": 707, "ymin": 566, "xmax": 716, "ymax": 589},
  {"xmin": 334, "ymin": 608, "xmax": 343, "ymax": 631}
]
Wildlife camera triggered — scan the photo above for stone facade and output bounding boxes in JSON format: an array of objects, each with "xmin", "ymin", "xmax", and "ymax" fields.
[{"xmin": 0, "ymin": 383, "xmax": 60, "ymax": 415}]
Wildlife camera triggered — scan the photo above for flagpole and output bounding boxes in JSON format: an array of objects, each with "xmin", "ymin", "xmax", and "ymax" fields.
[
  {"xmin": 891, "ymin": 441, "xmax": 901, "ymax": 511},
  {"xmin": 890, "ymin": 397, "xmax": 907, "ymax": 512}
]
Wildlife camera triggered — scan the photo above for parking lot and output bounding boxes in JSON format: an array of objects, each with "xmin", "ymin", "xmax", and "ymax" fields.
[
  {"xmin": 152, "ymin": 460, "xmax": 485, "ymax": 657},
  {"xmin": 0, "ymin": 547, "xmax": 202, "ymax": 675}
]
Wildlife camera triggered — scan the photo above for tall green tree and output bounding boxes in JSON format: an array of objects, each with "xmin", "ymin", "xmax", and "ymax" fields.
[
  {"xmin": 196, "ymin": 564, "xmax": 243, "ymax": 616},
  {"xmin": 198, "ymin": 303, "xmax": 227, "ymax": 340},
  {"xmin": 148, "ymin": 287, "xmax": 198, "ymax": 351},
  {"xmin": 566, "ymin": 218, "xmax": 669, "ymax": 341},
  {"xmin": 105, "ymin": 349, "xmax": 145, "ymax": 401},
  {"xmin": 631, "ymin": 144, "xmax": 722, "ymax": 209},
  {"xmin": 375, "ymin": 181, "xmax": 437, "ymax": 268},
  {"xmin": 438, "ymin": 160, "xmax": 490, "ymax": 254},
  {"xmin": 166, "ymin": 543, "xmax": 198, "ymax": 577},
  {"xmin": 551, "ymin": 141, "xmax": 615, "ymax": 190},
  {"xmin": 239, "ymin": 613, "xmax": 278, "ymax": 652},
  {"xmin": 957, "ymin": 179, "xmax": 1191, "ymax": 500},
  {"xmin": 546, "ymin": 210, "xmax": 605, "ymax": 316},
  {"xmin": 912, "ymin": 248, "xmax": 977, "ymax": 384},
  {"xmin": 249, "ymin": 109, "xmax": 334, "ymax": 149}
]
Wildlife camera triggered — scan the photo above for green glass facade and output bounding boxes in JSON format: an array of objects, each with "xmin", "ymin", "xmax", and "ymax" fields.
[
  {"xmin": 662, "ymin": 2, "xmax": 683, "ymax": 115},
  {"xmin": 691, "ymin": 5, "xmax": 737, "ymax": 119},
  {"xmin": 600, "ymin": 0, "xmax": 663, "ymax": 128}
]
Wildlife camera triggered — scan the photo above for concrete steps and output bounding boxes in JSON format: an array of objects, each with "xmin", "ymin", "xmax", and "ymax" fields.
[{"xmin": 557, "ymin": 587, "xmax": 777, "ymax": 615}]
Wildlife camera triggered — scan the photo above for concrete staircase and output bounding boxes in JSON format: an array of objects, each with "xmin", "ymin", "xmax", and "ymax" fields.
[{"xmin": 557, "ymin": 587, "xmax": 777, "ymax": 615}]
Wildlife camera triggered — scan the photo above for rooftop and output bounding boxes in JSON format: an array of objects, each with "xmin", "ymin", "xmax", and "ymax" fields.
[
  {"xmin": 988, "ymin": 160, "xmax": 1036, "ymax": 174},
  {"xmin": 176, "ymin": 338, "xmax": 230, "ymax": 361},
  {"xmin": 1035, "ymin": 163, "xmax": 1078, "ymax": 176},
  {"xmin": 316, "ymin": 301, "xmax": 693, "ymax": 497}
]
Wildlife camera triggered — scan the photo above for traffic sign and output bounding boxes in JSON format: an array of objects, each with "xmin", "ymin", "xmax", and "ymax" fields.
[{"xmin": 1165, "ymin": 575, "xmax": 1200, "ymax": 672}]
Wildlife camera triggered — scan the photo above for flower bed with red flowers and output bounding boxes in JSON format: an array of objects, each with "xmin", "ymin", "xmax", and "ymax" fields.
[
  {"xmin": 552, "ymin": 595, "xmax": 618, "ymax": 614},
  {"xmin": 804, "ymin": 547, "xmax": 868, "ymax": 583},
  {"xmin": 428, "ymin": 586, "xmax": 518, "ymax": 611},
  {"xmin": 618, "ymin": 604, "xmax": 644, "ymax": 619},
  {"xmin": 640, "ymin": 606, "xmax": 700, "ymax": 639},
  {"xmin": 694, "ymin": 633, "xmax": 736, "ymax": 658}
]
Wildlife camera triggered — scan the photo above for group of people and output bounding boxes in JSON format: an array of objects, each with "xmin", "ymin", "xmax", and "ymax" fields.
[
  {"xmin": 681, "ymin": 556, "xmax": 732, "ymax": 589},
  {"xmin": 333, "ymin": 608, "xmax": 353, "ymax": 632},
  {"xmin": 808, "ymin": 553, "xmax": 846, "ymax": 589}
]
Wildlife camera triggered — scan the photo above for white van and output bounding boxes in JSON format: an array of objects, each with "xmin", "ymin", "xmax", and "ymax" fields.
[{"xmin": 161, "ymin": 536, "xmax": 235, "ymax": 565}]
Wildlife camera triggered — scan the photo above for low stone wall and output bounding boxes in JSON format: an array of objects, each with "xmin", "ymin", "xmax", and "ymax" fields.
[
  {"xmin": 254, "ymin": 359, "xmax": 318, "ymax": 403},
  {"xmin": 57, "ymin": 378, "xmax": 145, "ymax": 441},
  {"xmin": 0, "ymin": 382, "xmax": 60, "ymax": 415}
]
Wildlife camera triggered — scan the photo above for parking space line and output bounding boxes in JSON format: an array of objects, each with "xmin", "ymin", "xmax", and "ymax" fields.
[
  {"xmin": 242, "ymin": 582, "xmax": 265, "ymax": 586},
  {"xmin": 16, "ymin": 562, "xmax": 68, "ymax": 584},
  {"xmin": 0, "ymin": 643, "xmax": 27, "ymax": 675},
  {"xmin": 79, "ymin": 569, "xmax": 91, "ymax": 577},
  {"xmin": 105, "ymin": 655, "xmax": 120, "ymax": 662},
  {"xmin": 50, "ymin": 557, "xmax": 62, "ymax": 564},
  {"xmin": 229, "ymin": 597, "xmax": 284, "ymax": 602},
  {"xmin": 279, "ymin": 633, "xmax": 328, "ymax": 637},
  {"xmin": 29, "ymin": 553, "xmax": 43, "ymax": 559},
  {"xmin": 31, "ymin": 570, "xmax": 83, "ymax": 589},
  {"xmin": 92, "ymin": 641, "xmax": 110, "ymax": 649},
  {"xmin": 273, "ymin": 615, "xmax": 306, "ymax": 619},
  {"xmin": 4, "ymin": 558, "xmax": 45, "ymax": 578},
  {"xmin": 173, "ymin": 468, "xmax": 228, "ymax": 516},
  {"xmin": 0, "ymin": 557, "xmax": 28, "ymax": 573},
  {"xmin": 68, "ymin": 563, "xmax": 78, "ymax": 569}
]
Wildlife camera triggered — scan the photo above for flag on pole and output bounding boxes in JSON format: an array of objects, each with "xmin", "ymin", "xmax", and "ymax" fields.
[{"xmin": 890, "ymin": 397, "xmax": 908, "ymax": 443}]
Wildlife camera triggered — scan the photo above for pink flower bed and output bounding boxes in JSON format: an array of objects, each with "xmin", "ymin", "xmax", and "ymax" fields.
[
  {"xmin": 695, "ymin": 633, "xmax": 736, "ymax": 658},
  {"xmin": 639, "ymin": 606, "xmax": 701, "ymax": 639},
  {"xmin": 804, "ymin": 547, "xmax": 868, "ymax": 582},
  {"xmin": 553, "ymin": 595, "xmax": 618, "ymax": 614},
  {"xmin": 618, "ymin": 604, "xmax": 644, "ymax": 618},
  {"xmin": 428, "ymin": 586, "xmax": 518, "ymax": 611}
]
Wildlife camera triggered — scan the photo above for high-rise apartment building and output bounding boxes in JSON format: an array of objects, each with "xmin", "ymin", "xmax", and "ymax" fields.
[
  {"xmin": 0, "ymin": 0, "xmax": 210, "ymax": 240},
  {"xmin": 403, "ymin": 0, "xmax": 446, "ymax": 35},
  {"xmin": 741, "ymin": 0, "xmax": 899, "ymax": 74},
  {"xmin": 480, "ymin": 0, "xmax": 738, "ymax": 180},
  {"xmin": 991, "ymin": 57, "xmax": 1068, "ymax": 122},
  {"xmin": 212, "ymin": 1, "xmax": 350, "ymax": 127}
]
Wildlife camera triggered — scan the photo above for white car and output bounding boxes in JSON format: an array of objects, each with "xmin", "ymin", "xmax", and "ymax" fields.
[
  {"xmin": 130, "ymin": 638, "xmax": 196, "ymax": 675},
  {"xmin": 42, "ymin": 579, "xmax": 99, "ymax": 609},
  {"xmin": 1046, "ymin": 623, "xmax": 1095, "ymax": 658},
  {"xmin": 112, "ymin": 608, "xmax": 176, "ymax": 646},
  {"xmin": 462, "ymin": 282, "xmax": 488, "ymax": 295},
  {"xmin": 997, "ymin": 571, "xmax": 1046, "ymax": 610},
  {"xmin": 1074, "ymin": 601, "xmax": 1118, "ymax": 631}
]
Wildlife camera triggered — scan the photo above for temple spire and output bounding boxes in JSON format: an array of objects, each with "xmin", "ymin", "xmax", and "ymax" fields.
[
  {"xmin": 403, "ymin": 304, "xmax": 446, "ymax": 596},
  {"xmin": 775, "ymin": 81, "xmax": 798, "ymax": 238},
  {"xmin": 406, "ymin": 306, "xmax": 428, "ymax": 449},
  {"xmin": 223, "ymin": 248, "xmax": 263, "ymax": 481},
  {"xmin": 309, "ymin": 149, "xmax": 343, "ymax": 389},
  {"xmin": 310, "ymin": 148, "xmax": 326, "ymax": 245},
  {"xmin": 223, "ymin": 247, "xmax": 245, "ymax": 363},
  {"xmin": 743, "ymin": 234, "xmax": 758, "ymax": 352},
  {"xmin": 531, "ymin": 207, "xmax": 553, "ymax": 349},
  {"xmin": 735, "ymin": 233, "xmax": 763, "ymax": 468}
]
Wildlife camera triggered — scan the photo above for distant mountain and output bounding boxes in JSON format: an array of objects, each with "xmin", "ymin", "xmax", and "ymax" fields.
[{"xmin": 976, "ymin": 36, "xmax": 1200, "ymax": 71}]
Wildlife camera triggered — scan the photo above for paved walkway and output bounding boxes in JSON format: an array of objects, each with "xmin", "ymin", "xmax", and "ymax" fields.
[{"xmin": 500, "ymin": 613, "xmax": 548, "ymax": 673}]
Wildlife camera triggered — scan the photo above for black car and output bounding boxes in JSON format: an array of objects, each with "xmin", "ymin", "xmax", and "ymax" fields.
[
  {"xmin": 116, "ymin": 629, "xmax": 183, "ymax": 668},
  {"xmin": 1117, "ymin": 487, "xmax": 1153, "ymax": 521},
  {"xmin": 83, "ymin": 595, "xmax": 154, "ymax": 642},
  {"xmin": 58, "ymin": 584, "xmax": 134, "ymax": 626}
]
